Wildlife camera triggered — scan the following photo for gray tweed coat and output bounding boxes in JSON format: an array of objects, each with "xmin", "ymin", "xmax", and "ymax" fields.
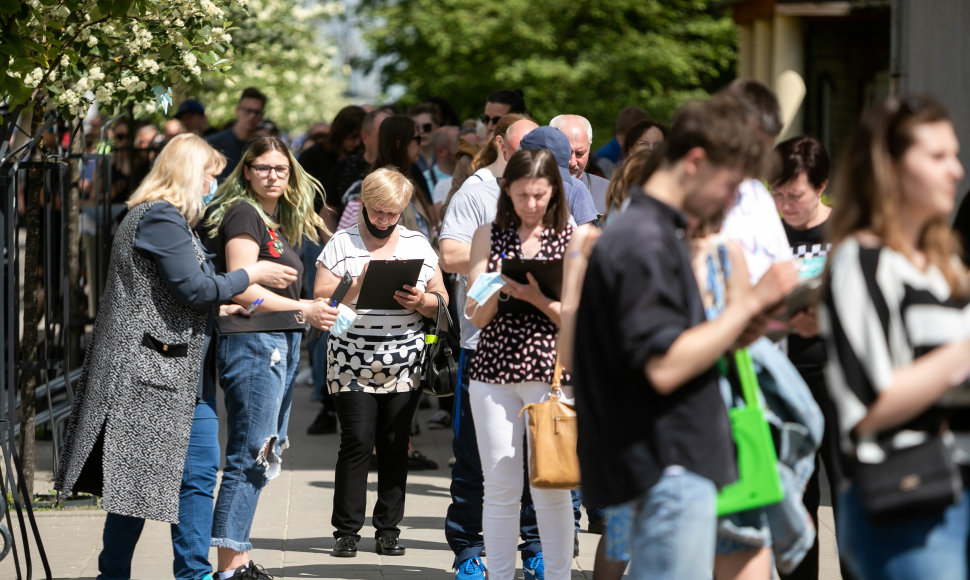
[{"xmin": 55, "ymin": 202, "xmax": 208, "ymax": 523}]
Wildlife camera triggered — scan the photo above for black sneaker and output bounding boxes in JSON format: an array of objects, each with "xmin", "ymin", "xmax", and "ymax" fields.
[
  {"xmin": 375, "ymin": 534, "xmax": 406, "ymax": 556},
  {"xmin": 332, "ymin": 535, "xmax": 358, "ymax": 557},
  {"xmin": 226, "ymin": 561, "xmax": 273, "ymax": 579},
  {"xmin": 307, "ymin": 408, "xmax": 337, "ymax": 435}
]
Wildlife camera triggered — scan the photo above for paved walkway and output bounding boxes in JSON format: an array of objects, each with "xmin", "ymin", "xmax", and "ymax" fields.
[{"xmin": 0, "ymin": 378, "xmax": 843, "ymax": 579}]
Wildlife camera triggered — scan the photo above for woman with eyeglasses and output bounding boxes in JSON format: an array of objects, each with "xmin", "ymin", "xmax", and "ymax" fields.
[
  {"xmin": 205, "ymin": 137, "xmax": 339, "ymax": 580},
  {"xmin": 821, "ymin": 94, "xmax": 970, "ymax": 579},
  {"xmin": 316, "ymin": 167, "xmax": 448, "ymax": 557},
  {"xmin": 55, "ymin": 134, "xmax": 299, "ymax": 580}
]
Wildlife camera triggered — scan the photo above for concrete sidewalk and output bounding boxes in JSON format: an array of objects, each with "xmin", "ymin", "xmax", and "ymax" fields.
[{"xmin": 0, "ymin": 378, "xmax": 842, "ymax": 579}]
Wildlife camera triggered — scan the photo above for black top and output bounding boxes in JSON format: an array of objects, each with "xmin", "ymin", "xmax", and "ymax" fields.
[
  {"xmin": 217, "ymin": 202, "xmax": 304, "ymax": 300},
  {"xmin": 328, "ymin": 153, "xmax": 371, "ymax": 214},
  {"xmin": 783, "ymin": 220, "xmax": 830, "ymax": 372},
  {"xmin": 298, "ymin": 144, "xmax": 340, "ymax": 214},
  {"xmin": 573, "ymin": 190, "xmax": 736, "ymax": 508},
  {"xmin": 205, "ymin": 129, "xmax": 247, "ymax": 182}
]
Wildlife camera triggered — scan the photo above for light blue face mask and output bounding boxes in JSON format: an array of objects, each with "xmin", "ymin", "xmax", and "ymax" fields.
[
  {"xmin": 463, "ymin": 272, "xmax": 506, "ymax": 319},
  {"xmin": 330, "ymin": 304, "xmax": 358, "ymax": 337},
  {"xmin": 202, "ymin": 178, "xmax": 218, "ymax": 205}
]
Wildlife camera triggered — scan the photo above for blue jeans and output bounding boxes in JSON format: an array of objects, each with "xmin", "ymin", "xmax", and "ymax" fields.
[
  {"xmin": 444, "ymin": 348, "xmax": 541, "ymax": 568},
  {"xmin": 99, "ymin": 399, "xmax": 220, "ymax": 580},
  {"xmin": 211, "ymin": 331, "xmax": 301, "ymax": 553},
  {"xmin": 838, "ymin": 482, "xmax": 969, "ymax": 580},
  {"xmin": 628, "ymin": 467, "xmax": 717, "ymax": 580}
]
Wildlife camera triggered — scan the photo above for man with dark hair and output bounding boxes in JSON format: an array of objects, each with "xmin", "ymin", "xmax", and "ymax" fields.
[
  {"xmin": 174, "ymin": 99, "xmax": 209, "ymax": 137},
  {"xmin": 593, "ymin": 105, "xmax": 650, "ymax": 177},
  {"xmin": 205, "ymin": 87, "xmax": 267, "ymax": 181},
  {"xmin": 479, "ymin": 89, "xmax": 526, "ymax": 137},
  {"xmin": 718, "ymin": 79, "xmax": 792, "ymax": 284},
  {"xmin": 574, "ymin": 95, "xmax": 797, "ymax": 578}
]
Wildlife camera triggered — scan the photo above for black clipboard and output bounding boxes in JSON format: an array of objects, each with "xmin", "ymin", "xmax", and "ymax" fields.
[
  {"xmin": 498, "ymin": 257, "xmax": 563, "ymax": 316},
  {"xmin": 355, "ymin": 259, "xmax": 424, "ymax": 310}
]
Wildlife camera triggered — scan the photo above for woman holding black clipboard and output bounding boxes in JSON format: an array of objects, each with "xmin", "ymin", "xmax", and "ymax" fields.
[
  {"xmin": 315, "ymin": 167, "xmax": 448, "ymax": 558},
  {"xmin": 464, "ymin": 148, "xmax": 576, "ymax": 580}
]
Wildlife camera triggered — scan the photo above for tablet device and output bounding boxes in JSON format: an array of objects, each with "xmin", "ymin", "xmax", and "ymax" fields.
[
  {"xmin": 355, "ymin": 259, "xmax": 424, "ymax": 310},
  {"xmin": 498, "ymin": 257, "xmax": 563, "ymax": 316}
]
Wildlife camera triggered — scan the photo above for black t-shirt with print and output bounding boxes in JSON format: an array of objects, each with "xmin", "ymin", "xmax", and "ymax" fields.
[
  {"xmin": 784, "ymin": 220, "xmax": 830, "ymax": 371},
  {"xmin": 218, "ymin": 201, "xmax": 304, "ymax": 300}
]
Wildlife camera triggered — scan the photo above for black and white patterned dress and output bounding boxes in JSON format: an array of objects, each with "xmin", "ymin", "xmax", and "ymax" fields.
[
  {"xmin": 318, "ymin": 225, "xmax": 438, "ymax": 395},
  {"xmin": 470, "ymin": 223, "xmax": 573, "ymax": 385}
]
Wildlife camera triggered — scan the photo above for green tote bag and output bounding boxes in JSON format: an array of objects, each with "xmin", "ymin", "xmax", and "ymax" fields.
[{"xmin": 716, "ymin": 348, "xmax": 785, "ymax": 516}]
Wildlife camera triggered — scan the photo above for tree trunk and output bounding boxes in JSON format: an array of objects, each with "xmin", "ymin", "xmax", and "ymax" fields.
[{"xmin": 17, "ymin": 98, "xmax": 47, "ymax": 500}]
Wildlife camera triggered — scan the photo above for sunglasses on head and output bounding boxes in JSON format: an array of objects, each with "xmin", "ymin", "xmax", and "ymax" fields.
[{"xmin": 479, "ymin": 114, "xmax": 502, "ymax": 126}]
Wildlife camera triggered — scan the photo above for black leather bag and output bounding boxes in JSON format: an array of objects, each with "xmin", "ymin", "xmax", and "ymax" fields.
[
  {"xmin": 421, "ymin": 292, "xmax": 460, "ymax": 397},
  {"xmin": 856, "ymin": 432, "xmax": 962, "ymax": 522}
]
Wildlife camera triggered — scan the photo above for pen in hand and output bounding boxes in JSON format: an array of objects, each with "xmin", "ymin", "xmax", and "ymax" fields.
[{"xmin": 246, "ymin": 298, "xmax": 264, "ymax": 314}]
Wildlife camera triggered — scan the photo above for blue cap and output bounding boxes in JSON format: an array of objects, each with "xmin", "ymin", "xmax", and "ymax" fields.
[{"xmin": 174, "ymin": 99, "xmax": 205, "ymax": 119}]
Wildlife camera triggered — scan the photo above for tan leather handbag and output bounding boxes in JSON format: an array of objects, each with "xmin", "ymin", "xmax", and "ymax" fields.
[{"xmin": 519, "ymin": 358, "xmax": 581, "ymax": 489}]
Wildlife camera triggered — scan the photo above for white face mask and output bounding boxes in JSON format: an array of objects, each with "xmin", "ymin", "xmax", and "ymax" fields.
[
  {"xmin": 330, "ymin": 303, "xmax": 358, "ymax": 337},
  {"xmin": 463, "ymin": 272, "xmax": 506, "ymax": 319}
]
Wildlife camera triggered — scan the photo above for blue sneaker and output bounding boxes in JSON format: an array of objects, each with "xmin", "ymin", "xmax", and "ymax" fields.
[
  {"xmin": 522, "ymin": 551, "xmax": 545, "ymax": 580},
  {"xmin": 455, "ymin": 556, "xmax": 487, "ymax": 579}
]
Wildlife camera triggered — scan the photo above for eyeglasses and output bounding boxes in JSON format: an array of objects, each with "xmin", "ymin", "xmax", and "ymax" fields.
[
  {"xmin": 417, "ymin": 123, "xmax": 434, "ymax": 134},
  {"xmin": 636, "ymin": 140, "xmax": 663, "ymax": 151},
  {"xmin": 238, "ymin": 105, "xmax": 264, "ymax": 117},
  {"xmin": 479, "ymin": 114, "xmax": 502, "ymax": 127},
  {"xmin": 411, "ymin": 134, "xmax": 423, "ymax": 145},
  {"xmin": 114, "ymin": 133, "xmax": 129, "ymax": 141},
  {"xmin": 247, "ymin": 164, "xmax": 290, "ymax": 178}
]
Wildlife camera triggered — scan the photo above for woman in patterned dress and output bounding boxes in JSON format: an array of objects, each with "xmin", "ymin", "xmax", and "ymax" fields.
[
  {"xmin": 315, "ymin": 167, "xmax": 448, "ymax": 557},
  {"xmin": 465, "ymin": 148, "xmax": 576, "ymax": 580}
]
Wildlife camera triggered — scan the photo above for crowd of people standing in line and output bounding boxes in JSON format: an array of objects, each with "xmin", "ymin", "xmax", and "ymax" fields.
[{"xmin": 50, "ymin": 76, "xmax": 970, "ymax": 580}]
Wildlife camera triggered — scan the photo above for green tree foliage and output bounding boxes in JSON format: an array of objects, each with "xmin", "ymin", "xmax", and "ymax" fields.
[
  {"xmin": 196, "ymin": 0, "xmax": 349, "ymax": 132},
  {"xmin": 360, "ymin": 0, "xmax": 736, "ymax": 145}
]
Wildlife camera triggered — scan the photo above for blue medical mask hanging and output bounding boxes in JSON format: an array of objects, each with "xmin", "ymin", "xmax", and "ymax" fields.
[
  {"xmin": 330, "ymin": 304, "xmax": 358, "ymax": 337},
  {"xmin": 202, "ymin": 177, "xmax": 218, "ymax": 205},
  {"xmin": 463, "ymin": 272, "xmax": 506, "ymax": 319}
]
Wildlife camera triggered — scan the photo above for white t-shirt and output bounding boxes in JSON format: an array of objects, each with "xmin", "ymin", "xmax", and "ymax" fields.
[
  {"xmin": 317, "ymin": 225, "xmax": 439, "ymax": 394},
  {"xmin": 721, "ymin": 178, "xmax": 792, "ymax": 283}
]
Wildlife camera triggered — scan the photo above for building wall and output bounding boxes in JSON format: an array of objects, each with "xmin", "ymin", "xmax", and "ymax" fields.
[{"xmin": 900, "ymin": 0, "xmax": 970, "ymax": 203}]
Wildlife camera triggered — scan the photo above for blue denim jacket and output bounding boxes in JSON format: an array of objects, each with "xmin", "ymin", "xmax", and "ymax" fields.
[{"xmin": 717, "ymin": 337, "xmax": 824, "ymax": 574}]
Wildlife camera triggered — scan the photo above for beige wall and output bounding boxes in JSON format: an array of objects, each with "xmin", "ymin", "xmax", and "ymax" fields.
[{"xmin": 735, "ymin": 15, "xmax": 807, "ymax": 142}]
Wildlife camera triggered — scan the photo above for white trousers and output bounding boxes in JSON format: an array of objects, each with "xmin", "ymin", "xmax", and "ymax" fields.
[{"xmin": 469, "ymin": 380, "xmax": 575, "ymax": 580}]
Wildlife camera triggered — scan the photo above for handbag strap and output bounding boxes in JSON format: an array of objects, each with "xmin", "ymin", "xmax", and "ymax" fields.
[
  {"xmin": 733, "ymin": 348, "xmax": 759, "ymax": 407},
  {"xmin": 426, "ymin": 291, "xmax": 459, "ymax": 345},
  {"xmin": 551, "ymin": 353, "xmax": 563, "ymax": 395}
]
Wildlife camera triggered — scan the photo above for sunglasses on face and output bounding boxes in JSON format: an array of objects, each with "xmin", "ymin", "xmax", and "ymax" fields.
[
  {"xmin": 412, "ymin": 134, "xmax": 423, "ymax": 145},
  {"xmin": 247, "ymin": 164, "xmax": 290, "ymax": 178},
  {"xmin": 417, "ymin": 123, "xmax": 434, "ymax": 134},
  {"xmin": 479, "ymin": 114, "xmax": 502, "ymax": 126}
]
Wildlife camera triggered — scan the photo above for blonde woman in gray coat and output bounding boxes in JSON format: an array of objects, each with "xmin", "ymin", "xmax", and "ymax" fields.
[{"xmin": 55, "ymin": 134, "xmax": 296, "ymax": 580}]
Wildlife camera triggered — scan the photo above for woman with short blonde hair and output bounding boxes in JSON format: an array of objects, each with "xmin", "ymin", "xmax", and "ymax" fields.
[{"xmin": 315, "ymin": 166, "xmax": 448, "ymax": 558}]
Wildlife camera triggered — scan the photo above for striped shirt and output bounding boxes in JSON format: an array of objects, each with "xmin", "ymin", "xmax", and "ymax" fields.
[
  {"xmin": 318, "ymin": 225, "xmax": 438, "ymax": 394},
  {"xmin": 820, "ymin": 237, "xmax": 970, "ymax": 462}
]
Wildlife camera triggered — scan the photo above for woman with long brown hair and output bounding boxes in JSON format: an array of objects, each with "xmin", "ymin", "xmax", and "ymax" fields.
[{"xmin": 821, "ymin": 94, "xmax": 970, "ymax": 579}]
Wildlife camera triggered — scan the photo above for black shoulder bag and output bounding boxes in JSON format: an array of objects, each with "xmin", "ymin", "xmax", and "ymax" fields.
[{"xmin": 422, "ymin": 292, "xmax": 460, "ymax": 397}]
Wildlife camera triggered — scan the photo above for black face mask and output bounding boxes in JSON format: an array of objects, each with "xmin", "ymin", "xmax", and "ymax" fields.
[{"xmin": 362, "ymin": 205, "xmax": 399, "ymax": 239}]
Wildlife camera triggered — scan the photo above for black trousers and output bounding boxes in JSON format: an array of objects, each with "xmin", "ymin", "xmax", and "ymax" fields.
[{"xmin": 331, "ymin": 389, "xmax": 422, "ymax": 540}]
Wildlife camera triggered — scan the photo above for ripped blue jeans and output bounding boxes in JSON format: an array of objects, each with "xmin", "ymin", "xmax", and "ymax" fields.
[{"xmin": 211, "ymin": 331, "xmax": 301, "ymax": 553}]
